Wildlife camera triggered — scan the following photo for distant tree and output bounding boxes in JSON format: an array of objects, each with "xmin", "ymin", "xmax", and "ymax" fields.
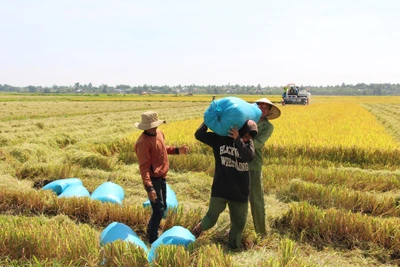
[
  {"xmin": 0, "ymin": 84, "xmax": 14, "ymax": 92},
  {"xmin": 74, "ymin": 82, "xmax": 80, "ymax": 91},
  {"xmin": 116, "ymin": 84, "xmax": 131, "ymax": 89},
  {"xmin": 28, "ymin": 85, "xmax": 36, "ymax": 93},
  {"xmin": 100, "ymin": 84, "xmax": 108, "ymax": 93}
]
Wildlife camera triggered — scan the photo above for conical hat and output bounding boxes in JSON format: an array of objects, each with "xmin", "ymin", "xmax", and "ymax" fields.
[{"xmin": 254, "ymin": 98, "xmax": 281, "ymax": 120}]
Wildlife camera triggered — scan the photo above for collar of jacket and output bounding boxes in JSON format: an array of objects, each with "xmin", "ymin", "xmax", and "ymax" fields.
[{"xmin": 144, "ymin": 131, "xmax": 156, "ymax": 136}]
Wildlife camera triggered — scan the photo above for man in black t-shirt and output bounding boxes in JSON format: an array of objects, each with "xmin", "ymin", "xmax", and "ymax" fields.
[{"xmin": 192, "ymin": 120, "xmax": 258, "ymax": 249}]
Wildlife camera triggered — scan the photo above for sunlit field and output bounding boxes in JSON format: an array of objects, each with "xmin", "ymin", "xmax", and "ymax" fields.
[{"xmin": 0, "ymin": 94, "xmax": 400, "ymax": 266}]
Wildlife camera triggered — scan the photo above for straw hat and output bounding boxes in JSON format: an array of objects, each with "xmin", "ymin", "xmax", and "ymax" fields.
[
  {"xmin": 134, "ymin": 111, "xmax": 166, "ymax": 130},
  {"xmin": 254, "ymin": 98, "xmax": 281, "ymax": 120}
]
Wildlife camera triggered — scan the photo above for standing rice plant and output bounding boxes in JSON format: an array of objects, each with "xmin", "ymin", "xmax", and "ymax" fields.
[
  {"xmin": 54, "ymin": 132, "xmax": 78, "ymax": 148},
  {"xmin": 0, "ymin": 215, "xmax": 99, "ymax": 265},
  {"xmin": 15, "ymin": 161, "xmax": 55, "ymax": 180},
  {"xmin": 118, "ymin": 148, "xmax": 138, "ymax": 164},
  {"xmin": 265, "ymin": 238, "xmax": 311, "ymax": 267},
  {"xmin": 264, "ymin": 145, "xmax": 400, "ymax": 169},
  {"xmin": 192, "ymin": 243, "xmax": 233, "ymax": 267},
  {"xmin": 162, "ymin": 206, "xmax": 204, "ymax": 231},
  {"xmin": 278, "ymin": 238, "xmax": 298, "ymax": 266},
  {"xmin": 0, "ymin": 189, "xmax": 57, "ymax": 216},
  {"xmin": 65, "ymin": 150, "xmax": 118, "ymax": 171},
  {"xmin": 116, "ymin": 135, "xmax": 139, "ymax": 164},
  {"xmin": 0, "ymin": 256, "xmax": 78, "ymax": 266},
  {"xmin": 263, "ymin": 164, "xmax": 400, "ymax": 194},
  {"xmin": 8, "ymin": 143, "xmax": 47, "ymax": 163},
  {"xmin": 55, "ymin": 196, "xmax": 150, "ymax": 230},
  {"xmin": 168, "ymin": 154, "xmax": 214, "ymax": 174},
  {"xmin": 271, "ymin": 103, "xmax": 398, "ymax": 150},
  {"xmin": 101, "ymin": 241, "xmax": 149, "ymax": 267},
  {"xmin": 91, "ymin": 137, "xmax": 129, "ymax": 157},
  {"xmin": 265, "ymin": 102, "xmax": 399, "ymax": 169},
  {"xmin": 0, "ymin": 189, "xmax": 150, "ymax": 233},
  {"xmin": 273, "ymin": 202, "xmax": 400, "ymax": 258},
  {"xmin": 47, "ymin": 163, "xmax": 82, "ymax": 181},
  {"xmin": 278, "ymin": 179, "xmax": 400, "ymax": 217},
  {"xmin": 1, "ymin": 96, "xmax": 400, "ymax": 266},
  {"xmin": 363, "ymin": 103, "xmax": 400, "ymax": 142},
  {"xmin": 152, "ymin": 245, "xmax": 191, "ymax": 267}
]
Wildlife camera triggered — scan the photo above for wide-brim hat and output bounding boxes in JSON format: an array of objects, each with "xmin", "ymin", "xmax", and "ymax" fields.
[
  {"xmin": 254, "ymin": 98, "xmax": 281, "ymax": 120},
  {"xmin": 134, "ymin": 111, "xmax": 166, "ymax": 130}
]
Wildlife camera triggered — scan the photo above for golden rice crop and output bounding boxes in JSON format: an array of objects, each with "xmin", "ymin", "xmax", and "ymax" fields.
[
  {"xmin": 1, "ymin": 95, "xmax": 400, "ymax": 266},
  {"xmin": 271, "ymin": 102, "xmax": 398, "ymax": 150},
  {"xmin": 274, "ymin": 202, "xmax": 400, "ymax": 254},
  {"xmin": 279, "ymin": 179, "xmax": 400, "ymax": 216}
]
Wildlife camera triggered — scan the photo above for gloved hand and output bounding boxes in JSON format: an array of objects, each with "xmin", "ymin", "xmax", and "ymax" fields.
[{"xmin": 148, "ymin": 189, "xmax": 157, "ymax": 203}]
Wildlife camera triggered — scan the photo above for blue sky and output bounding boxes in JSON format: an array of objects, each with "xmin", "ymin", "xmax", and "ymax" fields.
[{"xmin": 1, "ymin": 0, "xmax": 399, "ymax": 87}]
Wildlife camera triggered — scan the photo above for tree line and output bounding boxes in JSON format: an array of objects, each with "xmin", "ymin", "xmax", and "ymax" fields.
[{"xmin": 1, "ymin": 82, "xmax": 399, "ymax": 96}]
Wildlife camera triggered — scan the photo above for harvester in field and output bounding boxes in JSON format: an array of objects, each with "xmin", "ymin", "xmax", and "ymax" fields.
[{"xmin": 281, "ymin": 83, "xmax": 311, "ymax": 105}]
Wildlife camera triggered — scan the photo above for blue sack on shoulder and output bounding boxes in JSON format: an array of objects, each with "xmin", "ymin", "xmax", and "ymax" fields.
[{"xmin": 204, "ymin": 97, "xmax": 261, "ymax": 136}]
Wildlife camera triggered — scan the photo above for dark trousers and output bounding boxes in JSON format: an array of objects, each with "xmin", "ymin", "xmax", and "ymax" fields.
[
  {"xmin": 148, "ymin": 177, "xmax": 167, "ymax": 243},
  {"xmin": 249, "ymin": 170, "xmax": 266, "ymax": 235},
  {"xmin": 201, "ymin": 197, "xmax": 248, "ymax": 249}
]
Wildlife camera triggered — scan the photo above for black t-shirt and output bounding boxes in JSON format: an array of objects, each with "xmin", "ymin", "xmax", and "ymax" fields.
[{"xmin": 195, "ymin": 123, "xmax": 255, "ymax": 202}]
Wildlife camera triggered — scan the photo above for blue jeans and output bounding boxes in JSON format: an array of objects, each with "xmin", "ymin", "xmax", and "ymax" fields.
[{"xmin": 148, "ymin": 178, "xmax": 167, "ymax": 243}]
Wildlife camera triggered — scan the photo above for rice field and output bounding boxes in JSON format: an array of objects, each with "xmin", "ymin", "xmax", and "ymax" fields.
[{"xmin": 0, "ymin": 94, "xmax": 399, "ymax": 266}]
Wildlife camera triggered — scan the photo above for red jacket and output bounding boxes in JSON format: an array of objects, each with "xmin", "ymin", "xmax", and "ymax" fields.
[{"xmin": 134, "ymin": 130, "xmax": 178, "ymax": 188}]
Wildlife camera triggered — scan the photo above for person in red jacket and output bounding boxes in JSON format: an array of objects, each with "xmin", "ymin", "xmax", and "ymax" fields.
[{"xmin": 134, "ymin": 111, "xmax": 189, "ymax": 244}]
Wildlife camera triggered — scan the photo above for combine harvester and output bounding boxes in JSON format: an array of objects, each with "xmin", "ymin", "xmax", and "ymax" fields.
[{"xmin": 281, "ymin": 83, "xmax": 311, "ymax": 105}]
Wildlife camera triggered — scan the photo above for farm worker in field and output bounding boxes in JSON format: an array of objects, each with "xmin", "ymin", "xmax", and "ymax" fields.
[
  {"xmin": 249, "ymin": 98, "xmax": 281, "ymax": 236},
  {"xmin": 192, "ymin": 120, "xmax": 258, "ymax": 250},
  {"xmin": 282, "ymin": 86, "xmax": 288, "ymax": 98},
  {"xmin": 134, "ymin": 111, "xmax": 189, "ymax": 244}
]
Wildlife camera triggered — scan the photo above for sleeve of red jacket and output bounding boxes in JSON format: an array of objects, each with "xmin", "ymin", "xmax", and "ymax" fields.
[
  {"xmin": 165, "ymin": 145, "xmax": 178, "ymax": 154},
  {"xmin": 135, "ymin": 141, "xmax": 153, "ymax": 188}
]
